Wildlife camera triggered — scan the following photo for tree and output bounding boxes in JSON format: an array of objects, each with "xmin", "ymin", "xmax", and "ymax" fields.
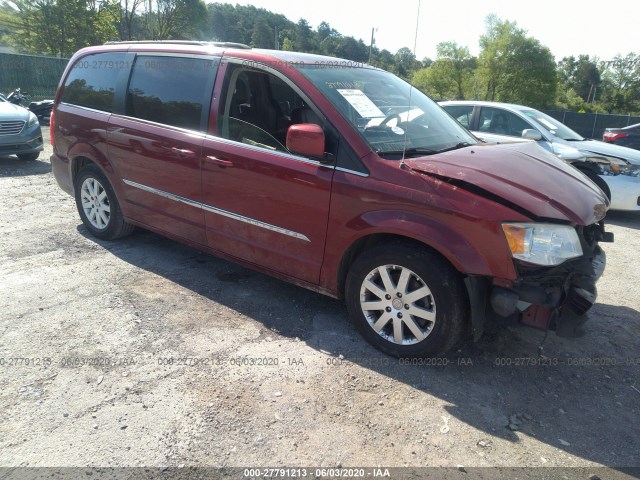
[
  {"xmin": 394, "ymin": 47, "xmax": 417, "ymax": 79},
  {"xmin": 317, "ymin": 21, "xmax": 337, "ymax": 43},
  {"xmin": 477, "ymin": 14, "xmax": 557, "ymax": 108},
  {"xmin": 334, "ymin": 36, "xmax": 368, "ymax": 62},
  {"xmin": 281, "ymin": 37, "xmax": 294, "ymax": 51},
  {"xmin": 370, "ymin": 48, "xmax": 395, "ymax": 71},
  {"xmin": 413, "ymin": 65, "xmax": 449, "ymax": 99},
  {"xmin": 558, "ymin": 55, "xmax": 600, "ymax": 102},
  {"xmin": 411, "ymin": 42, "xmax": 476, "ymax": 100},
  {"xmin": 147, "ymin": 0, "xmax": 207, "ymax": 40},
  {"xmin": 208, "ymin": 2, "xmax": 242, "ymax": 42},
  {"xmin": 117, "ymin": 0, "xmax": 145, "ymax": 40},
  {"xmin": 293, "ymin": 18, "xmax": 314, "ymax": 52},
  {"xmin": 251, "ymin": 17, "xmax": 272, "ymax": 48},
  {"xmin": 1, "ymin": 0, "xmax": 119, "ymax": 57},
  {"xmin": 420, "ymin": 57, "xmax": 433, "ymax": 68},
  {"xmin": 598, "ymin": 53, "xmax": 640, "ymax": 113},
  {"xmin": 437, "ymin": 41, "xmax": 474, "ymax": 99}
]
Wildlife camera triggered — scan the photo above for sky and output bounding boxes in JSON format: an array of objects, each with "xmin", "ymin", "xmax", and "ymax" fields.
[{"xmin": 234, "ymin": 0, "xmax": 639, "ymax": 62}]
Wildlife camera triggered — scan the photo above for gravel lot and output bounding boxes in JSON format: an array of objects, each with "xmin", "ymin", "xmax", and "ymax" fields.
[{"xmin": 1, "ymin": 128, "xmax": 639, "ymax": 477}]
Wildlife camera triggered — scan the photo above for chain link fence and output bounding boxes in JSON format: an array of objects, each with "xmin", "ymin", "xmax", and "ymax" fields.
[
  {"xmin": 541, "ymin": 109, "xmax": 640, "ymax": 140},
  {"xmin": 0, "ymin": 53, "xmax": 69, "ymax": 101}
]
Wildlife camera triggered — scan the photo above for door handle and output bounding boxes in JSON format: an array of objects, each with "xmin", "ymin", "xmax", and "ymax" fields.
[
  {"xmin": 171, "ymin": 147, "xmax": 196, "ymax": 158},
  {"xmin": 206, "ymin": 155, "xmax": 234, "ymax": 168}
]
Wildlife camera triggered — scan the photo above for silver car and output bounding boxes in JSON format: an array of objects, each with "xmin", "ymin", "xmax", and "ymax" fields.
[
  {"xmin": 0, "ymin": 96, "xmax": 43, "ymax": 161},
  {"xmin": 440, "ymin": 100, "xmax": 640, "ymax": 211}
]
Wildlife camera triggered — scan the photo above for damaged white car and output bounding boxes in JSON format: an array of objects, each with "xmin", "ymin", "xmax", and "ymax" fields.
[{"xmin": 441, "ymin": 101, "xmax": 640, "ymax": 211}]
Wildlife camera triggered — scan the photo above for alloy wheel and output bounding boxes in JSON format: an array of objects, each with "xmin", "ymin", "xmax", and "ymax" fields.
[
  {"xmin": 359, "ymin": 264, "xmax": 436, "ymax": 345},
  {"xmin": 80, "ymin": 177, "xmax": 111, "ymax": 230}
]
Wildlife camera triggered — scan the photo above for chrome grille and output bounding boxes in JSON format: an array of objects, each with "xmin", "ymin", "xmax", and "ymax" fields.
[{"xmin": 0, "ymin": 121, "xmax": 26, "ymax": 135}]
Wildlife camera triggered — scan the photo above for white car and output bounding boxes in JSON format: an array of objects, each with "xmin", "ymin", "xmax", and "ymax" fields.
[{"xmin": 440, "ymin": 100, "xmax": 640, "ymax": 211}]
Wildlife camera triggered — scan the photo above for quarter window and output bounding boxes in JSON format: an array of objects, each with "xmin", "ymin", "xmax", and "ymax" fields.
[
  {"xmin": 126, "ymin": 55, "xmax": 217, "ymax": 131},
  {"xmin": 62, "ymin": 52, "xmax": 126, "ymax": 112}
]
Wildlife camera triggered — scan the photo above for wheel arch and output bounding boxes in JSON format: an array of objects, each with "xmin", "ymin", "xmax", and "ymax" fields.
[
  {"xmin": 570, "ymin": 160, "xmax": 612, "ymax": 200},
  {"xmin": 68, "ymin": 142, "xmax": 116, "ymax": 189},
  {"xmin": 342, "ymin": 234, "xmax": 472, "ymax": 357},
  {"xmin": 336, "ymin": 233, "xmax": 459, "ymax": 299},
  {"xmin": 331, "ymin": 209, "xmax": 501, "ymax": 299}
]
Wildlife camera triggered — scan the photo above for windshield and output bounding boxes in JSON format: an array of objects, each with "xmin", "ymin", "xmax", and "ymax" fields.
[
  {"xmin": 295, "ymin": 65, "xmax": 477, "ymax": 157},
  {"xmin": 521, "ymin": 109, "xmax": 584, "ymax": 141}
]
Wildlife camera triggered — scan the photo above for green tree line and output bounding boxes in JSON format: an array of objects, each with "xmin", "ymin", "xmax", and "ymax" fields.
[
  {"xmin": 412, "ymin": 15, "xmax": 640, "ymax": 114},
  {"xmin": 1, "ymin": 3, "xmax": 638, "ymax": 114}
]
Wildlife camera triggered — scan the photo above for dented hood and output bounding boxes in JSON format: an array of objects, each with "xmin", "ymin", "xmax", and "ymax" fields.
[{"xmin": 404, "ymin": 142, "xmax": 608, "ymax": 225}]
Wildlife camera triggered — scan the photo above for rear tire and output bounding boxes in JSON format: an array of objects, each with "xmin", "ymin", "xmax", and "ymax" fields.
[
  {"xmin": 345, "ymin": 243, "xmax": 468, "ymax": 358},
  {"xmin": 74, "ymin": 164, "xmax": 134, "ymax": 240}
]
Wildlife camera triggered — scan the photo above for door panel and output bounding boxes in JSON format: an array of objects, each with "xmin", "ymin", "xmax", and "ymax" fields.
[
  {"xmin": 106, "ymin": 54, "xmax": 218, "ymax": 244},
  {"xmin": 107, "ymin": 117, "xmax": 206, "ymax": 243},
  {"xmin": 201, "ymin": 137, "xmax": 333, "ymax": 283}
]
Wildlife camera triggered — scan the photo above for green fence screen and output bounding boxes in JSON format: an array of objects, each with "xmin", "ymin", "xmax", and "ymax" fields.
[
  {"xmin": 541, "ymin": 109, "xmax": 640, "ymax": 140},
  {"xmin": 0, "ymin": 53, "xmax": 69, "ymax": 101}
]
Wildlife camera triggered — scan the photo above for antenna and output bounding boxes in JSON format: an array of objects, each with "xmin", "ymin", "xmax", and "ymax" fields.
[
  {"xmin": 413, "ymin": 0, "xmax": 421, "ymax": 56},
  {"xmin": 401, "ymin": 0, "xmax": 421, "ymax": 163}
]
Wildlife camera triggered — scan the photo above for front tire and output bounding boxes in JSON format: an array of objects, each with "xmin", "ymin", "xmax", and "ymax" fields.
[
  {"xmin": 582, "ymin": 169, "xmax": 611, "ymax": 201},
  {"xmin": 345, "ymin": 243, "xmax": 468, "ymax": 358},
  {"xmin": 18, "ymin": 152, "xmax": 39, "ymax": 161},
  {"xmin": 74, "ymin": 164, "xmax": 134, "ymax": 240}
]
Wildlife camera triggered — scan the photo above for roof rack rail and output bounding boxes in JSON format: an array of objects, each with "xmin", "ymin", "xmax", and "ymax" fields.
[{"xmin": 104, "ymin": 40, "xmax": 251, "ymax": 49}]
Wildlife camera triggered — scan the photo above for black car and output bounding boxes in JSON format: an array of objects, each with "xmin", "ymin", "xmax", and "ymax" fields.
[{"xmin": 603, "ymin": 123, "xmax": 640, "ymax": 150}]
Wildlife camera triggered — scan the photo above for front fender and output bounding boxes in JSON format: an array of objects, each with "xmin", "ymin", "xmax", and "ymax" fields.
[
  {"xmin": 319, "ymin": 208, "xmax": 519, "ymax": 295},
  {"xmin": 358, "ymin": 210, "xmax": 495, "ymax": 274}
]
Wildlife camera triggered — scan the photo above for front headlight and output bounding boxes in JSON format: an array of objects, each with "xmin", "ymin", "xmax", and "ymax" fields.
[
  {"xmin": 599, "ymin": 160, "xmax": 640, "ymax": 177},
  {"xmin": 502, "ymin": 223, "xmax": 583, "ymax": 266},
  {"xmin": 27, "ymin": 112, "xmax": 38, "ymax": 126}
]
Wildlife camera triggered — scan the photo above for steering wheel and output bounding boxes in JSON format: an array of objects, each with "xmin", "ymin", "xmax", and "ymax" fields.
[{"xmin": 380, "ymin": 113, "xmax": 401, "ymax": 127}]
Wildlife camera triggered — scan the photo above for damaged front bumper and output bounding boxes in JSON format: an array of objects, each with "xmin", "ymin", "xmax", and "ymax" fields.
[{"xmin": 466, "ymin": 222, "xmax": 613, "ymax": 340}]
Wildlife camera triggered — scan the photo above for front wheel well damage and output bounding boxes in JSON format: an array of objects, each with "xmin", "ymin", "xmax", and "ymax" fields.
[
  {"xmin": 571, "ymin": 160, "xmax": 601, "ymax": 174},
  {"xmin": 337, "ymin": 234, "xmax": 474, "ymax": 339},
  {"xmin": 337, "ymin": 234, "xmax": 460, "ymax": 300}
]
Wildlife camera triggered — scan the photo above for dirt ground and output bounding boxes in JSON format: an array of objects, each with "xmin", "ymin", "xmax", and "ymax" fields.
[{"xmin": 1, "ymin": 128, "xmax": 639, "ymax": 477}]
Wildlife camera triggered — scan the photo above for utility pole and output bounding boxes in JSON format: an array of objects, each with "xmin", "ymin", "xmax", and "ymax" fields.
[{"xmin": 368, "ymin": 28, "xmax": 375, "ymax": 64}]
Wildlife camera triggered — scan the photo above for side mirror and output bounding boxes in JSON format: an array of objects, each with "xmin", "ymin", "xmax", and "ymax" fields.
[
  {"xmin": 522, "ymin": 129, "xmax": 542, "ymax": 141},
  {"xmin": 286, "ymin": 124, "xmax": 325, "ymax": 158}
]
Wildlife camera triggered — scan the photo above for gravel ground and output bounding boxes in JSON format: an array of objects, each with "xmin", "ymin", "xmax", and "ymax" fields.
[{"xmin": 0, "ymin": 128, "xmax": 639, "ymax": 477}]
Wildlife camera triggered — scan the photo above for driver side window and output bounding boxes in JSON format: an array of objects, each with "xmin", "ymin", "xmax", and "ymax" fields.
[
  {"xmin": 442, "ymin": 105, "xmax": 474, "ymax": 128},
  {"xmin": 479, "ymin": 107, "xmax": 531, "ymax": 137},
  {"xmin": 220, "ymin": 66, "xmax": 322, "ymax": 153}
]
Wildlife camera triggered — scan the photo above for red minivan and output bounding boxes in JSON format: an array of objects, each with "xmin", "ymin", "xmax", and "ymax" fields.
[{"xmin": 50, "ymin": 41, "xmax": 612, "ymax": 357}]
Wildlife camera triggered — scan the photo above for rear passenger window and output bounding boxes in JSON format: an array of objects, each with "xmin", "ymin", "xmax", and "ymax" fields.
[
  {"xmin": 62, "ymin": 52, "xmax": 125, "ymax": 112},
  {"xmin": 126, "ymin": 56, "xmax": 217, "ymax": 131}
]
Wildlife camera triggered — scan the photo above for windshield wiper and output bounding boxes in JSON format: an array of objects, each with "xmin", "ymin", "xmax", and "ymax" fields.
[
  {"xmin": 435, "ymin": 142, "xmax": 472, "ymax": 153},
  {"xmin": 564, "ymin": 138, "xmax": 586, "ymax": 141},
  {"xmin": 377, "ymin": 142, "xmax": 471, "ymax": 159},
  {"xmin": 377, "ymin": 147, "xmax": 438, "ymax": 158}
]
